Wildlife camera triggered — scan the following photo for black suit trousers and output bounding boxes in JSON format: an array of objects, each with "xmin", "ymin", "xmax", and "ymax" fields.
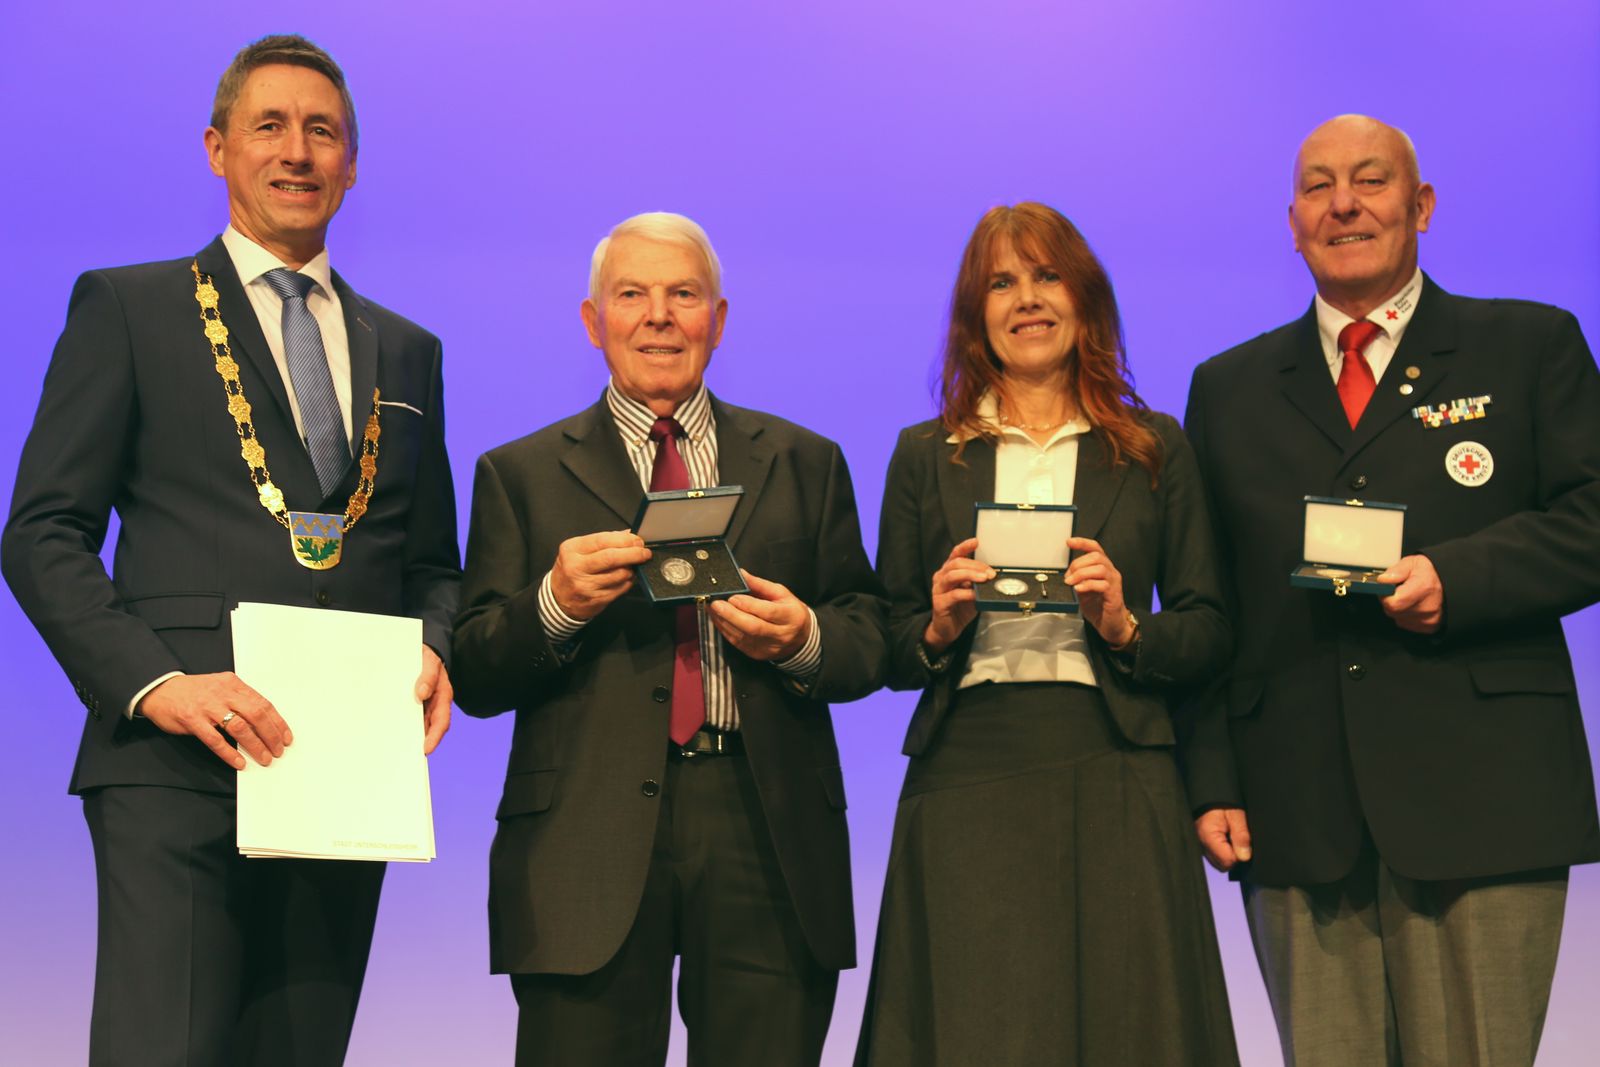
[
  {"xmin": 82, "ymin": 786, "xmax": 384, "ymax": 1067},
  {"xmin": 510, "ymin": 751, "xmax": 837, "ymax": 1067}
]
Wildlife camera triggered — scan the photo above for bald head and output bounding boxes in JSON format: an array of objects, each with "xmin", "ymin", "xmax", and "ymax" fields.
[
  {"xmin": 1294, "ymin": 114, "xmax": 1421, "ymax": 192},
  {"xmin": 1288, "ymin": 114, "xmax": 1436, "ymax": 318}
]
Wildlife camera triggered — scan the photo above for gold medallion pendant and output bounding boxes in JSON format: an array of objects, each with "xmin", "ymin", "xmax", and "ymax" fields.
[
  {"xmin": 290, "ymin": 512, "xmax": 346, "ymax": 570},
  {"xmin": 191, "ymin": 262, "xmax": 382, "ymax": 570}
]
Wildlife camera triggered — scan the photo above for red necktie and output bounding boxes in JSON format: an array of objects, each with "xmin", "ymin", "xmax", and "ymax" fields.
[
  {"xmin": 1336, "ymin": 320, "xmax": 1383, "ymax": 428},
  {"xmin": 649, "ymin": 417, "xmax": 706, "ymax": 745}
]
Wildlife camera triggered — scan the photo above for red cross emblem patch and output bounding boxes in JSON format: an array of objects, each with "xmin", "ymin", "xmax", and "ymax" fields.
[
  {"xmin": 1386, "ymin": 309, "xmax": 1399, "ymax": 320},
  {"xmin": 1444, "ymin": 441, "xmax": 1493, "ymax": 487}
]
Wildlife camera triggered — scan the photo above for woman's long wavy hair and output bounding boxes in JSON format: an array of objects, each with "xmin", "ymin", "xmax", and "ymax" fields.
[{"xmin": 937, "ymin": 202, "xmax": 1161, "ymax": 484}]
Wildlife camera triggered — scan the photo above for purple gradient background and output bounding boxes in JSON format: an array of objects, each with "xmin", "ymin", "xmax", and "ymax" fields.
[{"xmin": 3, "ymin": 2, "xmax": 1597, "ymax": 1064}]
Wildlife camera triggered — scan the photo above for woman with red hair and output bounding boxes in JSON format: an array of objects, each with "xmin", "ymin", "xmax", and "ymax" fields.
[{"xmin": 856, "ymin": 203, "xmax": 1239, "ymax": 1065}]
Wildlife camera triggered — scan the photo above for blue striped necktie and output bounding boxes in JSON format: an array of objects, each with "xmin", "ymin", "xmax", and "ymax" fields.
[{"xmin": 263, "ymin": 268, "xmax": 349, "ymax": 498}]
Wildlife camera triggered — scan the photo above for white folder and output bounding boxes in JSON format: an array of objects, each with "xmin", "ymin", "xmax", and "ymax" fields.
[{"xmin": 231, "ymin": 602, "xmax": 435, "ymax": 862}]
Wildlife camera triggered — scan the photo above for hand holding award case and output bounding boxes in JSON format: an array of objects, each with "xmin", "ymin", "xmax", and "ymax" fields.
[
  {"xmin": 631, "ymin": 485, "xmax": 749, "ymax": 604},
  {"xmin": 972, "ymin": 502, "xmax": 1080, "ymax": 615},
  {"xmin": 1289, "ymin": 495, "xmax": 1406, "ymax": 597}
]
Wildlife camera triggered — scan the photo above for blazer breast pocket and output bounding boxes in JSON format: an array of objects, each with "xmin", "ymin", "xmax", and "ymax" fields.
[
  {"xmin": 124, "ymin": 592, "xmax": 230, "ymax": 671},
  {"xmin": 496, "ymin": 769, "xmax": 558, "ymax": 819}
]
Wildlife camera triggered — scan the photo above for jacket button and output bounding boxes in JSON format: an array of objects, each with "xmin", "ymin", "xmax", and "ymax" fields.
[
  {"xmin": 652, "ymin": 685, "xmax": 669, "ymax": 703},
  {"xmin": 315, "ymin": 590, "xmax": 331, "ymax": 606},
  {"xmin": 641, "ymin": 779, "xmax": 659, "ymax": 797},
  {"xmin": 1347, "ymin": 663, "xmax": 1365, "ymax": 680},
  {"xmin": 1350, "ymin": 474, "xmax": 1368, "ymax": 491}
]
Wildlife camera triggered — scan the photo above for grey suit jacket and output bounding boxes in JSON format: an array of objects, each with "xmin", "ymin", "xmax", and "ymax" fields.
[
  {"xmin": 452, "ymin": 394, "xmax": 887, "ymax": 975},
  {"xmin": 875, "ymin": 412, "xmax": 1230, "ymax": 778},
  {"xmin": 3, "ymin": 236, "xmax": 461, "ymax": 796}
]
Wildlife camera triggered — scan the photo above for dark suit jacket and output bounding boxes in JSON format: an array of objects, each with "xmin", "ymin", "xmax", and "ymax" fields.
[
  {"xmin": 451, "ymin": 394, "xmax": 887, "ymax": 976},
  {"xmin": 876, "ymin": 412, "xmax": 1230, "ymax": 771},
  {"xmin": 1184, "ymin": 275, "xmax": 1600, "ymax": 887},
  {"xmin": 3, "ymin": 236, "xmax": 461, "ymax": 796}
]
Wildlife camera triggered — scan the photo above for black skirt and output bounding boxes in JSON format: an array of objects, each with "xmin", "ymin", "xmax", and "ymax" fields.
[{"xmin": 855, "ymin": 682, "xmax": 1240, "ymax": 1067}]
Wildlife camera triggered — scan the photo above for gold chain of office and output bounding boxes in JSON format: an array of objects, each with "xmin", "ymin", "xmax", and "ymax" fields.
[{"xmin": 189, "ymin": 260, "xmax": 381, "ymax": 531}]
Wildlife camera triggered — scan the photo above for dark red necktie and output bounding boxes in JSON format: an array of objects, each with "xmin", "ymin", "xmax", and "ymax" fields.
[
  {"xmin": 649, "ymin": 417, "xmax": 706, "ymax": 745},
  {"xmin": 1336, "ymin": 320, "xmax": 1383, "ymax": 428}
]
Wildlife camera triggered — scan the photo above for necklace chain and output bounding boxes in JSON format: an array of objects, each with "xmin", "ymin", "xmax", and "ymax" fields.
[{"xmin": 190, "ymin": 260, "xmax": 382, "ymax": 531}]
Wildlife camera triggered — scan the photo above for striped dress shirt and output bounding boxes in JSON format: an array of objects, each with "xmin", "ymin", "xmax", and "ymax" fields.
[{"xmin": 535, "ymin": 382, "xmax": 823, "ymax": 731}]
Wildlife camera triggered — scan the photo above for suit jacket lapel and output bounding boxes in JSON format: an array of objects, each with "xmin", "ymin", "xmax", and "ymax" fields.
[
  {"xmin": 1342, "ymin": 275, "xmax": 1457, "ymax": 469},
  {"xmin": 711, "ymin": 397, "xmax": 775, "ymax": 552},
  {"xmin": 560, "ymin": 398, "xmax": 647, "ymax": 527},
  {"xmin": 1072, "ymin": 431, "xmax": 1130, "ymax": 541},
  {"xmin": 1276, "ymin": 305, "xmax": 1353, "ymax": 452},
  {"xmin": 936, "ymin": 435, "xmax": 994, "ymax": 544},
  {"xmin": 334, "ymin": 270, "xmax": 379, "ymax": 462},
  {"xmin": 194, "ymin": 236, "xmax": 322, "ymax": 504}
]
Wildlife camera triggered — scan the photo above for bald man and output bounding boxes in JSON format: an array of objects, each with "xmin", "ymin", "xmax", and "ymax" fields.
[{"xmin": 1183, "ymin": 115, "xmax": 1600, "ymax": 1066}]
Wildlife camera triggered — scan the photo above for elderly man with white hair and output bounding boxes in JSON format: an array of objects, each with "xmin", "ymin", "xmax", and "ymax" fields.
[{"xmin": 452, "ymin": 212, "xmax": 887, "ymax": 1065}]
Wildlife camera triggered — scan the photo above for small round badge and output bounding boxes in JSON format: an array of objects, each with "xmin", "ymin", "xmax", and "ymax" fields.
[
  {"xmin": 1445, "ymin": 441, "xmax": 1494, "ymax": 487},
  {"xmin": 660, "ymin": 557, "xmax": 696, "ymax": 586},
  {"xmin": 695, "ymin": 549, "xmax": 710, "ymax": 560},
  {"xmin": 994, "ymin": 577, "xmax": 1029, "ymax": 597}
]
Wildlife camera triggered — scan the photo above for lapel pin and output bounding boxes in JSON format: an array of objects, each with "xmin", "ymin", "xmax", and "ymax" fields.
[
  {"xmin": 1404, "ymin": 365, "xmax": 1421, "ymax": 380},
  {"xmin": 1399, "ymin": 384, "xmax": 1414, "ymax": 396}
]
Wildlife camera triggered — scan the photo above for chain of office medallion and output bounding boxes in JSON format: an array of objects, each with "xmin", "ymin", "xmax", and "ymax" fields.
[{"xmin": 190, "ymin": 261, "xmax": 382, "ymax": 531}]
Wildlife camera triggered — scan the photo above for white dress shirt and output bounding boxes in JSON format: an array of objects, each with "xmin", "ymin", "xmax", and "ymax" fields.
[
  {"xmin": 1315, "ymin": 266, "xmax": 1424, "ymax": 386},
  {"xmin": 957, "ymin": 396, "xmax": 1099, "ymax": 690},
  {"xmin": 535, "ymin": 381, "xmax": 823, "ymax": 732},
  {"xmin": 221, "ymin": 225, "xmax": 354, "ymax": 442}
]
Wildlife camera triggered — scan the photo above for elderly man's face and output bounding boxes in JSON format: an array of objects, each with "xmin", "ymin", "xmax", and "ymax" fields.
[
  {"xmin": 582, "ymin": 235, "xmax": 727, "ymax": 416},
  {"xmin": 1289, "ymin": 117, "xmax": 1434, "ymax": 312},
  {"xmin": 204, "ymin": 63, "xmax": 356, "ymax": 268}
]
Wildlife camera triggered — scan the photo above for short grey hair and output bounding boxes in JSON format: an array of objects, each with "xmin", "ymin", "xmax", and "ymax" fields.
[
  {"xmin": 588, "ymin": 212, "xmax": 724, "ymax": 302},
  {"xmin": 211, "ymin": 34, "xmax": 359, "ymax": 153}
]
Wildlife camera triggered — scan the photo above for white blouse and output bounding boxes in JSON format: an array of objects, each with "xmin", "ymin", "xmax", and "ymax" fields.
[{"xmin": 956, "ymin": 409, "xmax": 1099, "ymax": 690}]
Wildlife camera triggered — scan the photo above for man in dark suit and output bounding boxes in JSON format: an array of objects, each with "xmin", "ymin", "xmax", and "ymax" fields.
[
  {"xmin": 1185, "ymin": 114, "xmax": 1600, "ymax": 1066},
  {"xmin": 2, "ymin": 35, "xmax": 459, "ymax": 1067},
  {"xmin": 452, "ymin": 211, "xmax": 886, "ymax": 1066}
]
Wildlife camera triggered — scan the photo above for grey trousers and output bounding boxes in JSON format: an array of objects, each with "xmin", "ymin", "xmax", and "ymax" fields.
[{"xmin": 1243, "ymin": 844, "xmax": 1567, "ymax": 1067}]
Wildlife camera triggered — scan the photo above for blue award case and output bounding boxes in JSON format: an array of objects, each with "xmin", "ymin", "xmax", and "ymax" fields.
[
  {"xmin": 1289, "ymin": 495, "xmax": 1407, "ymax": 597},
  {"xmin": 971, "ymin": 502, "xmax": 1080, "ymax": 615},
  {"xmin": 630, "ymin": 485, "xmax": 749, "ymax": 605}
]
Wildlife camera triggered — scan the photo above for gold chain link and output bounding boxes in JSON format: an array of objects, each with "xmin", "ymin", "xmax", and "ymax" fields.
[{"xmin": 191, "ymin": 261, "xmax": 381, "ymax": 531}]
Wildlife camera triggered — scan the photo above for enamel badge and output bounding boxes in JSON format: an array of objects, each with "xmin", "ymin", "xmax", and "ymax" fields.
[
  {"xmin": 290, "ymin": 511, "xmax": 346, "ymax": 569},
  {"xmin": 1445, "ymin": 441, "xmax": 1494, "ymax": 487}
]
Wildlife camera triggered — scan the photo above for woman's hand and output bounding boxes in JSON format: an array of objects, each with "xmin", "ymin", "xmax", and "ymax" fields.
[
  {"xmin": 922, "ymin": 538, "xmax": 994, "ymax": 653},
  {"xmin": 1065, "ymin": 536, "xmax": 1135, "ymax": 648}
]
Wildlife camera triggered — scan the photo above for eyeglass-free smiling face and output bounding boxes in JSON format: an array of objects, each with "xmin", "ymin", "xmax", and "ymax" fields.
[
  {"xmin": 582, "ymin": 235, "xmax": 727, "ymax": 416},
  {"xmin": 204, "ymin": 63, "xmax": 357, "ymax": 269},
  {"xmin": 1289, "ymin": 115, "xmax": 1435, "ymax": 316}
]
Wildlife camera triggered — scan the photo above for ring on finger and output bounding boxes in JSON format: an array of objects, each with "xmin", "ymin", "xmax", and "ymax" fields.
[{"xmin": 217, "ymin": 710, "xmax": 238, "ymax": 732}]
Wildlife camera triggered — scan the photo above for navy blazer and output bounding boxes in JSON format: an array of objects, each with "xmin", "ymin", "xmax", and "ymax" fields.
[
  {"xmin": 1185, "ymin": 276, "xmax": 1600, "ymax": 886},
  {"xmin": 3, "ymin": 236, "xmax": 461, "ymax": 795}
]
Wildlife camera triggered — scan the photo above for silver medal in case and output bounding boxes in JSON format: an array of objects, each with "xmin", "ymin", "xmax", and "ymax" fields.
[{"xmin": 660, "ymin": 557, "xmax": 696, "ymax": 586}]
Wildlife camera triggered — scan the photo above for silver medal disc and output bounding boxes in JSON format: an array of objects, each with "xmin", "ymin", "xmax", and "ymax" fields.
[
  {"xmin": 994, "ymin": 577, "xmax": 1029, "ymax": 597},
  {"xmin": 660, "ymin": 557, "xmax": 696, "ymax": 586}
]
